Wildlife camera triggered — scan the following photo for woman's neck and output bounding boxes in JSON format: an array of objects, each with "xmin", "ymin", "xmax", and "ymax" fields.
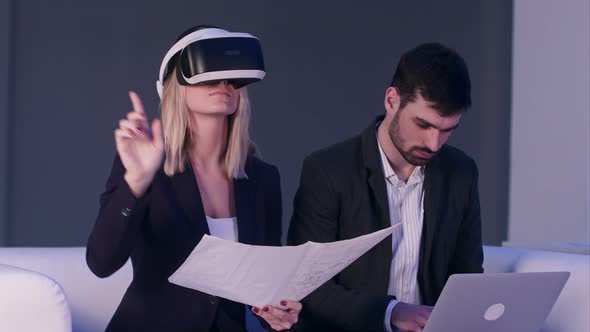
[{"xmin": 188, "ymin": 114, "xmax": 228, "ymax": 172}]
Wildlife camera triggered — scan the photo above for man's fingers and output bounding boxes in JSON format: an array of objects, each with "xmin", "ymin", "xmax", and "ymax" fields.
[
  {"xmin": 129, "ymin": 90, "xmax": 145, "ymax": 114},
  {"xmin": 391, "ymin": 303, "xmax": 433, "ymax": 332},
  {"xmin": 420, "ymin": 306, "xmax": 433, "ymax": 315},
  {"xmin": 415, "ymin": 313, "xmax": 429, "ymax": 327},
  {"xmin": 410, "ymin": 322, "xmax": 423, "ymax": 332},
  {"xmin": 419, "ymin": 310, "xmax": 431, "ymax": 321},
  {"xmin": 418, "ymin": 306, "xmax": 432, "ymax": 325}
]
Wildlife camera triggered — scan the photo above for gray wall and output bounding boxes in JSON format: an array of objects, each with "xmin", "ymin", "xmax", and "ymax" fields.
[
  {"xmin": 509, "ymin": 0, "xmax": 590, "ymax": 243},
  {"xmin": 0, "ymin": 0, "xmax": 512, "ymax": 246}
]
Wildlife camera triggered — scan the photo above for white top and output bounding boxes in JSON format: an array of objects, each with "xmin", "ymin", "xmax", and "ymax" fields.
[
  {"xmin": 376, "ymin": 130, "xmax": 425, "ymax": 332},
  {"xmin": 206, "ymin": 216, "xmax": 238, "ymax": 242}
]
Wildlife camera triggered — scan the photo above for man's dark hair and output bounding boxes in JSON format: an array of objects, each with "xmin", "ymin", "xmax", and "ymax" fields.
[{"xmin": 390, "ymin": 42, "xmax": 472, "ymax": 115}]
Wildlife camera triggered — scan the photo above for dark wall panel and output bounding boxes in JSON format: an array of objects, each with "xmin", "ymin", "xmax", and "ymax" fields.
[
  {"xmin": 5, "ymin": 0, "xmax": 511, "ymax": 246},
  {"xmin": 0, "ymin": 0, "xmax": 14, "ymax": 245}
]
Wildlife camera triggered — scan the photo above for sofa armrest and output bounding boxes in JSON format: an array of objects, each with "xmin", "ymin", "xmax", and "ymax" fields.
[
  {"xmin": 0, "ymin": 263, "xmax": 72, "ymax": 332},
  {"xmin": 484, "ymin": 245, "xmax": 590, "ymax": 332}
]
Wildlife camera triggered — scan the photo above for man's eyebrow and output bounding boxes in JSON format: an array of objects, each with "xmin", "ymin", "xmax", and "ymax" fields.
[{"xmin": 415, "ymin": 117, "xmax": 460, "ymax": 132}]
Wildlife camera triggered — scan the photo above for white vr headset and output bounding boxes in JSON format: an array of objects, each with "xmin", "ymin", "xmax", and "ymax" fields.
[{"xmin": 156, "ymin": 27, "xmax": 266, "ymax": 99}]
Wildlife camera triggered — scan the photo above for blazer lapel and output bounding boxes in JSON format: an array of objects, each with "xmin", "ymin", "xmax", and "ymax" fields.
[
  {"xmin": 367, "ymin": 174, "xmax": 391, "ymax": 230},
  {"xmin": 362, "ymin": 116, "xmax": 392, "ymax": 231},
  {"xmin": 235, "ymin": 161, "xmax": 258, "ymax": 245},
  {"xmin": 419, "ymin": 154, "xmax": 442, "ymax": 295},
  {"xmin": 170, "ymin": 162, "xmax": 210, "ymax": 236},
  {"xmin": 361, "ymin": 117, "xmax": 394, "ymax": 292}
]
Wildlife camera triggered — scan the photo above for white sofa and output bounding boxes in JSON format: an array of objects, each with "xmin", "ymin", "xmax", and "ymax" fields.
[
  {"xmin": 0, "ymin": 246, "xmax": 588, "ymax": 332},
  {"xmin": 0, "ymin": 248, "xmax": 130, "ymax": 332},
  {"xmin": 0, "ymin": 263, "xmax": 72, "ymax": 332}
]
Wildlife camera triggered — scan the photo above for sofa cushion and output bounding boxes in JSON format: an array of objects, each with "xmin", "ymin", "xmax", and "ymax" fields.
[
  {"xmin": 484, "ymin": 245, "xmax": 590, "ymax": 332},
  {"xmin": 0, "ymin": 248, "xmax": 131, "ymax": 332},
  {"xmin": 513, "ymin": 250, "xmax": 589, "ymax": 332},
  {"xmin": 0, "ymin": 263, "xmax": 72, "ymax": 332}
]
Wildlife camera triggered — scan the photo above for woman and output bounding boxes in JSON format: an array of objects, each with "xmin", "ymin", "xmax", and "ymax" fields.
[{"xmin": 86, "ymin": 26, "xmax": 300, "ymax": 331}]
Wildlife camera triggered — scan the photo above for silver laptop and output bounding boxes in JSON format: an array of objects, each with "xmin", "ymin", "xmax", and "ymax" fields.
[{"xmin": 423, "ymin": 272, "xmax": 570, "ymax": 332}]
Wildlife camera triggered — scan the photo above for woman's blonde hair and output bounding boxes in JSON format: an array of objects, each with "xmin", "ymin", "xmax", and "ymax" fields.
[{"xmin": 160, "ymin": 71, "xmax": 253, "ymax": 178}]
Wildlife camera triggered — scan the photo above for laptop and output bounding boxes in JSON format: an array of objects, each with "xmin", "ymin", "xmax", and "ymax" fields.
[{"xmin": 423, "ymin": 272, "xmax": 570, "ymax": 332}]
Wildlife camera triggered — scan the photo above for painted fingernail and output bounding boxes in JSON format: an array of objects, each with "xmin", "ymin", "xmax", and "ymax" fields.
[
  {"xmin": 263, "ymin": 306, "xmax": 269, "ymax": 312},
  {"xmin": 253, "ymin": 307, "xmax": 259, "ymax": 313},
  {"xmin": 280, "ymin": 300, "xmax": 287, "ymax": 306}
]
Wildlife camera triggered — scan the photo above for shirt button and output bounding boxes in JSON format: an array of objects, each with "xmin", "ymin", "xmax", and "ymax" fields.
[
  {"xmin": 209, "ymin": 296, "xmax": 217, "ymax": 304},
  {"xmin": 121, "ymin": 208, "xmax": 132, "ymax": 217}
]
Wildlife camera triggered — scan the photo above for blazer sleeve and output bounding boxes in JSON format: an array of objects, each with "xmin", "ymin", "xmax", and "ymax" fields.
[
  {"xmin": 265, "ymin": 164, "xmax": 283, "ymax": 246},
  {"xmin": 288, "ymin": 156, "xmax": 394, "ymax": 332},
  {"xmin": 448, "ymin": 159, "xmax": 484, "ymax": 275},
  {"xmin": 86, "ymin": 155, "xmax": 150, "ymax": 278}
]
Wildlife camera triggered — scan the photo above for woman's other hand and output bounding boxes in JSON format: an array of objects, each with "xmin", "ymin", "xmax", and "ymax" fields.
[{"xmin": 252, "ymin": 300, "xmax": 302, "ymax": 331}]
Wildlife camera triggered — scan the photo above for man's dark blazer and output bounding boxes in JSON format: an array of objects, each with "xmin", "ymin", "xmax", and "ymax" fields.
[
  {"xmin": 287, "ymin": 117, "xmax": 483, "ymax": 332},
  {"xmin": 86, "ymin": 154, "xmax": 282, "ymax": 332}
]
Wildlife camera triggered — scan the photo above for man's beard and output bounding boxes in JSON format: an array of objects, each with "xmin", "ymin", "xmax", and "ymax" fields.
[{"xmin": 388, "ymin": 111, "xmax": 437, "ymax": 166}]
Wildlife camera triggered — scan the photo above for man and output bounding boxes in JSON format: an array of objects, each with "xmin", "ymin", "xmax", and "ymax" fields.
[{"xmin": 288, "ymin": 43, "xmax": 483, "ymax": 332}]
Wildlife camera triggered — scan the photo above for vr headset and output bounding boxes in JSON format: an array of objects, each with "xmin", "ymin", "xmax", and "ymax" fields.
[{"xmin": 156, "ymin": 27, "xmax": 266, "ymax": 99}]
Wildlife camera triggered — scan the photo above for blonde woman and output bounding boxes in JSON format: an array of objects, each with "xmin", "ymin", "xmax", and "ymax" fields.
[{"xmin": 86, "ymin": 26, "xmax": 300, "ymax": 332}]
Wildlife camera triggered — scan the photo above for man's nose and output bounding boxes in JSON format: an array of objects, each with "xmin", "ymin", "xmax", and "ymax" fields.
[{"xmin": 424, "ymin": 128, "xmax": 442, "ymax": 153}]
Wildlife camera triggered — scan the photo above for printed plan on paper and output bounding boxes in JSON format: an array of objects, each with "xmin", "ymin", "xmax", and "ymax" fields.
[{"xmin": 169, "ymin": 225, "xmax": 399, "ymax": 307}]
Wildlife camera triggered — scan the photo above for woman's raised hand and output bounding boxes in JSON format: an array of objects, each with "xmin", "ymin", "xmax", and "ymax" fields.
[{"xmin": 115, "ymin": 91, "xmax": 164, "ymax": 197}]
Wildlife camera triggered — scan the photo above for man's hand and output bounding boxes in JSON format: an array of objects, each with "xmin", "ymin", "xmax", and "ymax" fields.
[{"xmin": 390, "ymin": 302, "xmax": 433, "ymax": 332}]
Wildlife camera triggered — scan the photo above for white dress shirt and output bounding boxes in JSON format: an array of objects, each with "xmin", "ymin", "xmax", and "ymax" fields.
[
  {"xmin": 206, "ymin": 216, "xmax": 238, "ymax": 242},
  {"xmin": 376, "ymin": 132, "xmax": 425, "ymax": 332}
]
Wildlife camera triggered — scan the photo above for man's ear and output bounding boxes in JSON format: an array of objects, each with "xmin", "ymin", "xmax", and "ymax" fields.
[{"xmin": 384, "ymin": 87, "xmax": 400, "ymax": 115}]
